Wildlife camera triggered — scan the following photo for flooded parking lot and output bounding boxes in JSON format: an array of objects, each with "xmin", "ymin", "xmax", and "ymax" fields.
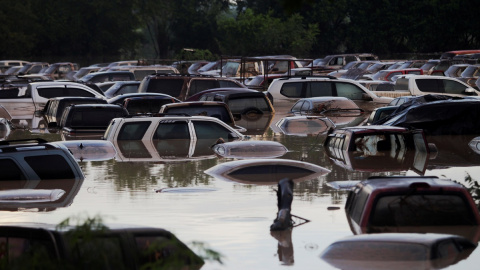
[{"xmin": 3, "ymin": 105, "xmax": 480, "ymax": 269}]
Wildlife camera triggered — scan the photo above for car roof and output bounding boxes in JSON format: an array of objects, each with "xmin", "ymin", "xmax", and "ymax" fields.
[{"xmin": 359, "ymin": 176, "xmax": 464, "ymax": 189}]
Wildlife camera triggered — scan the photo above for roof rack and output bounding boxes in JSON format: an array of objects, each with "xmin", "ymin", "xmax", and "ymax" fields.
[
  {"xmin": 0, "ymin": 138, "xmax": 48, "ymax": 146},
  {"xmin": 125, "ymin": 113, "xmax": 192, "ymax": 118},
  {"xmin": 279, "ymin": 75, "xmax": 337, "ymax": 81},
  {"xmin": 151, "ymin": 73, "xmax": 214, "ymax": 78}
]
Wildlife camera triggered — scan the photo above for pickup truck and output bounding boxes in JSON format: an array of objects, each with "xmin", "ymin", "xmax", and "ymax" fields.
[
  {"xmin": 373, "ymin": 75, "xmax": 480, "ymax": 98},
  {"xmin": 0, "ymin": 81, "xmax": 105, "ymax": 119}
]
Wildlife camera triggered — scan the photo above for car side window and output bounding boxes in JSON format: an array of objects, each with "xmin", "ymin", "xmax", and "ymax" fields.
[
  {"xmin": 153, "ymin": 121, "xmax": 190, "ymax": 140},
  {"xmin": 0, "ymin": 159, "xmax": 26, "ymax": 180},
  {"xmin": 335, "ymin": 82, "xmax": 365, "ymax": 100},
  {"xmin": 37, "ymin": 88, "xmax": 66, "ymax": 99},
  {"xmin": 117, "ymin": 121, "xmax": 151, "ymax": 140},
  {"xmin": 189, "ymin": 80, "xmax": 217, "ymax": 97},
  {"xmin": 24, "ymin": 155, "xmax": 75, "ymax": 179},
  {"xmin": 444, "ymin": 79, "xmax": 469, "ymax": 94},
  {"xmin": 306, "ymin": 82, "xmax": 333, "ymax": 97},
  {"xmin": 67, "ymin": 88, "xmax": 96, "ymax": 97},
  {"xmin": 416, "ymin": 79, "xmax": 444, "ymax": 93},
  {"xmin": 280, "ymin": 82, "xmax": 303, "ymax": 98},
  {"xmin": 192, "ymin": 120, "xmax": 233, "ymax": 140},
  {"xmin": 300, "ymin": 101, "xmax": 310, "ymax": 112}
]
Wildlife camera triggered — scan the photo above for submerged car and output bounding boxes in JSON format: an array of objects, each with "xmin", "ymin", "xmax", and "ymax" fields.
[
  {"xmin": 103, "ymin": 115, "xmax": 245, "ymax": 143},
  {"xmin": 204, "ymin": 159, "xmax": 330, "ymax": 185},
  {"xmin": 380, "ymin": 96, "xmax": 480, "ymax": 135},
  {"xmin": 0, "ymin": 222, "xmax": 204, "ymax": 269},
  {"xmin": 274, "ymin": 116, "xmax": 335, "ymax": 136},
  {"xmin": 320, "ymin": 233, "xmax": 477, "ymax": 270},
  {"xmin": 344, "ymin": 176, "xmax": 480, "ymax": 241},
  {"xmin": 324, "ymin": 126, "xmax": 434, "ymax": 174},
  {"xmin": 267, "ymin": 77, "xmax": 392, "ymax": 112},
  {"xmin": 0, "ymin": 138, "xmax": 84, "ymax": 180}
]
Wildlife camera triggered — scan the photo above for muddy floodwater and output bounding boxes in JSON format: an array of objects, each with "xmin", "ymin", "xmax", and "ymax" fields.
[{"xmin": 3, "ymin": 105, "xmax": 480, "ymax": 269}]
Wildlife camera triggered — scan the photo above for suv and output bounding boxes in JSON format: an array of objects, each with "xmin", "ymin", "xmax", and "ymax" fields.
[
  {"xmin": 137, "ymin": 74, "xmax": 245, "ymax": 101},
  {"xmin": 266, "ymin": 76, "xmax": 392, "ymax": 112},
  {"xmin": 312, "ymin": 53, "xmax": 379, "ymax": 74},
  {"xmin": 0, "ymin": 138, "xmax": 84, "ymax": 180},
  {"xmin": 103, "ymin": 115, "xmax": 245, "ymax": 142},
  {"xmin": 344, "ymin": 176, "xmax": 480, "ymax": 240},
  {"xmin": 0, "ymin": 222, "xmax": 203, "ymax": 269}
]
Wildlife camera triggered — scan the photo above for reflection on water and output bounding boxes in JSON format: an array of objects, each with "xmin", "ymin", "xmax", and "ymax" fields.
[{"xmin": 3, "ymin": 109, "xmax": 480, "ymax": 269}]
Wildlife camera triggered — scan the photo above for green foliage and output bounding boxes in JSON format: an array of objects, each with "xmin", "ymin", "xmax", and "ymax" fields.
[
  {"xmin": 3, "ymin": 0, "xmax": 480, "ymax": 61},
  {"xmin": 463, "ymin": 173, "xmax": 480, "ymax": 211},
  {"xmin": 217, "ymin": 9, "xmax": 319, "ymax": 57}
]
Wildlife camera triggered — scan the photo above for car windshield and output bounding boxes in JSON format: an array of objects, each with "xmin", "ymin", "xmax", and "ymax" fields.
[
  {"xmin": 198, "ymin": 62, "xmax": 217, "ymax": 72},
  {"xmin": 43, "ymin": 64, "xmax": 59, "ymax": 74},
  {"xmin": 222, "ymin": 62, "xmax": 240, "ymax": 76},
  {"xmin": 342, "ymin": 62, "xmax": 359, "ymax": 70},
  {"xmin": 371, "ymin": 70, "xmax": 389, "ymax": 81},
  {"xmin": 313, "ymin": 59, "xmax": 327, "ymax": 66},
  {"xmin": 420, "ymin": 62, "xmax": 437, "ymax": 70},
  {"xmin": 461, "ymin": 66, "xmax": 480, "ymax": 77},
  {"xmin": 366, "ymin": 63, "xmax": 385, "ymax": 73}
]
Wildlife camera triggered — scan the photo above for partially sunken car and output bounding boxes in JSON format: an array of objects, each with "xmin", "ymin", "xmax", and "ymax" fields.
[
  {"xmin": 204, "ymin": 159, "xmax": 330, "ymax": 185},
  {"xmin": 323, "ymin": 126, "xmax": 432, "ymax": 171},
  {"xmin": 103, "ymin": 115, "xmax": 245, "ymax": 143},
  {"xmin": 267, "ymin": 76, "xmax": 392, "ymax": 112},
  {"xmin": 345, "ymin": 176, "xmax": 480, "ymax": 241},
  {"xmin": 324, "ymin": 125, "xmax": 432, "ymax": 174},
  {"xmin": 274, "ymin": 116, "xmax": 335, "ymax": 136},
  {"xmin": 320, "ymin": 233, "xmax": 477, "ymax": 270},
  {"xmin": 0, "ymin": 222, "xmax": 204, "ymax": 269},
  {"xmin": 0, "ymin": 138, "xmax": 84, "ymax": 180}
]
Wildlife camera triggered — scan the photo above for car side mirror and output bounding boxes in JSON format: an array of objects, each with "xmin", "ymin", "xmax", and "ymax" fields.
[
  {"xmin": 362, "ymin": 93, "xmax": 373, "ymax": 101},
  {"xmin": 464, "ymin": 88, "xmax": 476, "ymax": 95},
  {"xmin": 228, "ymin": 132, "xmax": 239, "ymax": 139}
]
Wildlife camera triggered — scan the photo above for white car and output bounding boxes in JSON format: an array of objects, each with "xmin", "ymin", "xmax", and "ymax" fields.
[
  {"xmin": 266, "ymin": 77, "xmax": 392, "ymax": 112},
  {"xmin": 103, "ymin": 115, "xmax": 246, "ymax": 142}
]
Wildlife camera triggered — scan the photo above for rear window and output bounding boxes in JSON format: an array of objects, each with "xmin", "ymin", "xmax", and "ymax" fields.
[
  {"xmin": 227, "ymin": 96, "xmax": 270, "ymax": 113},
  {"xmin": 146, "ymin": 79, "xmax": 184, "ymax": 97},
  {"xmin": 370, "ymin": 193, "xmax": 477, "ymax": 226},
  {"xmin": 126, "ymin": 99, "xmax": 173, "ymax": 114},
  {"xmin": 70, "ymin": 109, "xmax": 126, "ymax": 128},
  {"xmin": 164, "ymin": 106, "xmax": 232, "ymax": 124},
  {"xmin": 24, "ymin": 155, "xmax": 75, "ymax": 179}
]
